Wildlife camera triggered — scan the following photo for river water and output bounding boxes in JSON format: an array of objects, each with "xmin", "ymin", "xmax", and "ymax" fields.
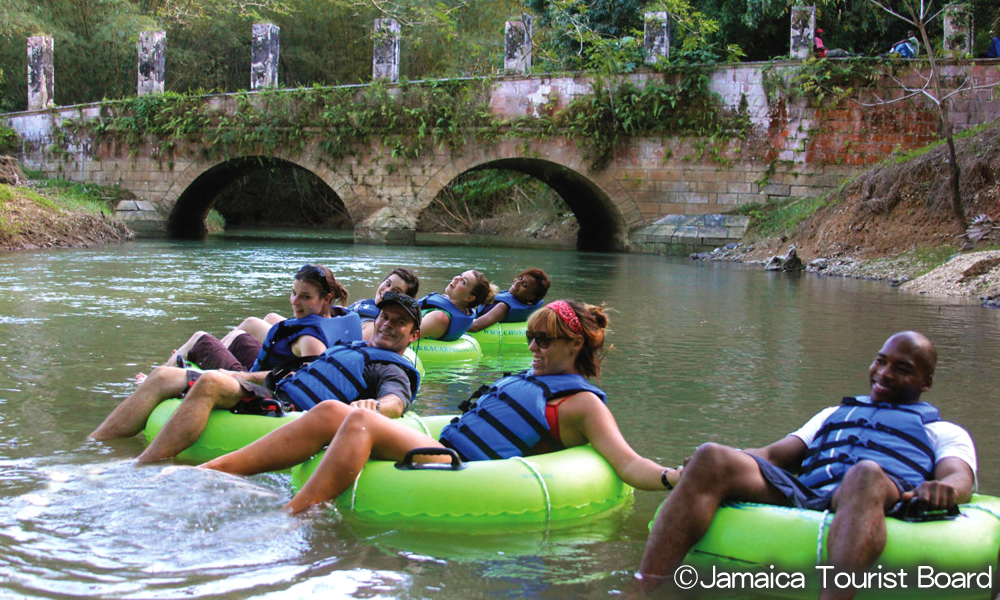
[{"xmin": 0, "ymin": 237, "xmax": 998, "ymax": 599}]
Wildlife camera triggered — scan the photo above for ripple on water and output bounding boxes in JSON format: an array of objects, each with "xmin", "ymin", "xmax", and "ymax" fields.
[{"xmin": 0, "ymin": 461, "xmax": 318, "ymax": 597}]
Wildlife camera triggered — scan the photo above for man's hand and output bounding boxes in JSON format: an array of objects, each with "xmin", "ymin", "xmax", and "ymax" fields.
[
  {"xmin": 902, "ymin": 480, "xmax": 959, "ymax": 511},
  {"xmin": 350, "ymin": 399, "xmax": 380, "ymax": 413}
]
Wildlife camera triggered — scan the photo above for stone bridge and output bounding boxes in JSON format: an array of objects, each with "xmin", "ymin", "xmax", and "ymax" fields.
[{"xmin": 4, "ymin": 63, "xmax": 1000, "ymax": 252}]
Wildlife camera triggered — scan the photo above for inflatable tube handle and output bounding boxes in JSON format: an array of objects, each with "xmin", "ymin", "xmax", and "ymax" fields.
[
  {"xmin": 896, "ymin": 497, "xmax": 961, "ymax": 522},
  {"xmin": 395, "ymin": 447, "xmax": 466, "ymax": 471}
]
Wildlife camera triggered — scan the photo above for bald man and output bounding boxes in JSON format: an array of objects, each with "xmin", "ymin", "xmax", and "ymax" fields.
[{"xmin": 638, "ymin": 332, "xmax": 977, "ymax": 599}]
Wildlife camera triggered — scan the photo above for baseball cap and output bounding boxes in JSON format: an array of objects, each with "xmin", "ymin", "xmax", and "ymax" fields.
[{"xmin": 376, "ymin": 292, "xmax": 422, "ymax": 326}]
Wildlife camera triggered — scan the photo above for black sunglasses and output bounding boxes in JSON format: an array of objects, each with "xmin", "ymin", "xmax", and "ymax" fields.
[
  {"xmin": 297, "ymin": 264, "xmax": 331, "ymax": 294},
  {"xmin": 525, "ymin": 331, "xmax": 568, "ymax": 349}
]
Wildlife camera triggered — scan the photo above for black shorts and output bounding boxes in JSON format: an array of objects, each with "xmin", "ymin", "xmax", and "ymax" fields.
[{"xmin": 749, "ymin": 454, "xmax": 913, "ymax": 513}]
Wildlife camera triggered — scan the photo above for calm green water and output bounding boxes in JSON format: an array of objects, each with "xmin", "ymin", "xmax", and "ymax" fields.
[{"xmin": 1, "ymin": 238, "xmax": 998, "ymax": 599}]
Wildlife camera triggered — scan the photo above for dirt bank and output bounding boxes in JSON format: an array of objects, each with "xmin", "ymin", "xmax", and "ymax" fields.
[
  {"xmin": 0, "ymin": 168, "xmax": 133, "ymax": 252},
  {"xmin": 696, "ymin": 120, "xmax": 1000, "ymax": 303}
]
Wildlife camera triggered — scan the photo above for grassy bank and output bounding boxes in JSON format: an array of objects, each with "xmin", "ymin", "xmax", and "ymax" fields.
[{"xmin": 0, "ymin": 171, "xmax": 134, "ymax": 251}]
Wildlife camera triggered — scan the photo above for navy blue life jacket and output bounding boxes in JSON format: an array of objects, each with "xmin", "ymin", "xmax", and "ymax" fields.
[
  {"xmin": 347, "ymin": 297, "xmax": 380, "ymax": 320},
  {"xmin": 797, "ymin": 396, "xmax": 941, "ymax": 493},
  {"xmin": 274, "ymin": 341, "xmax": 420, "ymax": 411},
  {"xmin": 418, "ymin": 292, "xmax": 473, "ymax": 341},
  {"xmin": 250, "ymin": 311, "xmax": 363, "ymax": 372},
  {"xmin": 438, "ymin": 371, "xmax": 607, "ymax": 461},
  {"xmin": 476, "ymin": 291, "xmax": 543, "ymax": 323}
]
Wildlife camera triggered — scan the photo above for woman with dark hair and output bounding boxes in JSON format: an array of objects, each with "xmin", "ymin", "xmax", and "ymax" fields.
[
  {"xmin": 166, "ymin": 264, "xmax": 355, "ymax": 373},
  {"xmin": 468, "ymin": 268, "xmax": 551, "ymax": 333},
  {"xmin": 346, "ymin": 268, "xmax": 420, "ymax": 340},
  {"xmin": 200, "ymin": 300, "xmax": 677, "ymax": 514},
  {"xmin": 416, "ymin": 270, "xmax": 494, "ymax": 341}
]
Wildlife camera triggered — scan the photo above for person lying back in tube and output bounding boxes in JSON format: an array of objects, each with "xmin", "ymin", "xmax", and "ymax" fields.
[
  {"xmin": 90, "ymin": 296, "xmax": 424, "ymax": 467},
  {"xmin": 199, "ymin": 299, "xmax": 679, "ymax": 514},
  {"xmin": 467, "ymin": 268, "xmax": 551, "ymax": 333},
  {"xmin": 416, "ymin": 269, "xmax": 494, "ymax": 341}
]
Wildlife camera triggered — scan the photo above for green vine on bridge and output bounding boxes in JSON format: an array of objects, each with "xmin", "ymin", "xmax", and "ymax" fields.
[{"xmin": 62, "ymin": 68, "xmax": 749, "ymax": 170}]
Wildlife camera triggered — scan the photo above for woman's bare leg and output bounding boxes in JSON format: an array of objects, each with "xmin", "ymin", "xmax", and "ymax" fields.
[
  {"xmin": 286, "ymin": 409, "xmax": 445, "ymax": 514},
  {"xmin": 200, "ymin": 401, "xmax": 363, "ymax": 476},
  {"xmin": 237, "ymin": 316, "xmax": 278, "ymax": 342},
  {"xmin": 218, "ymin": 327, "xmax": 248, "ymax": 347},
  {"xmin": 163, "ymin": 331, "xmax": 207, "ymax": 366}
]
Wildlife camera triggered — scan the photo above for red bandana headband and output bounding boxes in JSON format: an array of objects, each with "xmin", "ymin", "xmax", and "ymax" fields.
[{"xmin": 547, "ymin": 300, "xmax": 583, "ymax": 335}]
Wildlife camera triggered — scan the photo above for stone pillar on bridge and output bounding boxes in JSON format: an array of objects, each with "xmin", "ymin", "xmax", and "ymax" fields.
[
  {"xmin": 789, "ymin": 5, "xmax": 816, "ymax": 60},
  {"xmin": 373, "ymin": 19, "xmax": 400, "ymax": 82},
  {"xmin": 943, "ymin": 3, "xmax": 972, "ymax": 57},
  {"xmin": 251, "ymin": 23, "xmax": 280, "ymax": 89},
  {"xmin": 27, "ymin": 36, "xmax": 55, "ymax": 110},
  {"xmin": 644, "ymin": 12, "xmax": 670, "ymax": 63},
  {"xmin": 504, "ymin": 17, "xmax": 532, "ymax": 73},
  {"xmin": 137, "ymin": 31, "xmax": 166, "ymax": 97}
]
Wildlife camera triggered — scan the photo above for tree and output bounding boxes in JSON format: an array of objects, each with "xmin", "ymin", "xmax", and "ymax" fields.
[{"xmin": 864, "ymin": 0, "xmax": 999, "ymax": 232}]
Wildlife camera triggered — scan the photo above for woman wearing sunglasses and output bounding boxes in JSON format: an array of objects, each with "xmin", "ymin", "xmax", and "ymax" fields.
[
  {"xmin": 166, "ymin": 265, "xmax": 360, "ymax": 374},
  {"xmin": 200, "ymin": 299, "xmax": 677, "ymax": 513}
]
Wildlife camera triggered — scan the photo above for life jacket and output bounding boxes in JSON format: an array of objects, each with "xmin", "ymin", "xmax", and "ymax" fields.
[
  {"xmin": 274, "ymin": 341, "xmax": 420, "ymax": 411},
  {"xmin": 477, "ymin": 291, "xmax": 543, "ymax": 323},
  {"xmin": 347, "ymin": 297, "xmax": 380, "ymax": 320},
  {"xmin": 250, "ymin": 311, "xmax": 363, "ymax": 372},
  {"xmin": 438, "ymin": 371, "xmax": 606, "ymax": 461},
  {"xmin": 797, "ymin": 396, "xmax": 940, "ymax": 493},
  {"xmin": 418, "ymin": 292, "xmax": 473, "ymax": 341}
]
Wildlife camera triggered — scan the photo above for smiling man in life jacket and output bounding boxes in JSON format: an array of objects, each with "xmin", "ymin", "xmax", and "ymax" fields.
[
  {"xmin": 637, "ymin": 331, "xmax": 977, "ymax": 600},
  {"xmin": 90, "ymin": 293, "xmax": 422, "ymax": 464}
]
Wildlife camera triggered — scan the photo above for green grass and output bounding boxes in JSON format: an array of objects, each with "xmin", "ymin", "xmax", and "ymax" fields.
[
  {"xmin": 733, "ymin": 195, "xmax": 830, "ymax": 238},
  {"xmin": 17, "ymin": 171, "xmax": 121, "ymax": 217},
  {"xmin": 206, "ymin": 209, "xmax": 226, "ymax": 233},
  {"xmin": 0, "ymin": 186, "xmax": 20, "ymax": 238}
]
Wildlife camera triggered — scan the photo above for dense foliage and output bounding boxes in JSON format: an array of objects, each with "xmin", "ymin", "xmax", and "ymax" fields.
[{"xmin": 1, "ymin": 0, "xmax": 996, "ymax": 112}]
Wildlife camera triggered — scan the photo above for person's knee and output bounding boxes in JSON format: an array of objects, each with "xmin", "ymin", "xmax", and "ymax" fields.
[
  {"xmin": 683, "ymin": 443, "xmax": 744, "ymax": 486},
  {"xmin": 339, "ymin": 409, "xmax": 376, "ymax": 436},
  {"xmin": 839, "ymin": 461, "xmax": 893, "ymax": 498},
  {"xmin": 186, "ymin": 371, "xmax": 234, "ymax": 407}
]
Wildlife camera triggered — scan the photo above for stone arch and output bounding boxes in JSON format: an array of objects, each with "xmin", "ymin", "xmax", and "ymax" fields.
[
  {"xmin": 415, "ymin": 140, "xmax": 638, "ymax": 252},
  {"xmin": 164, "ymin": 154, "xmax": 355, "ymax": 238}
]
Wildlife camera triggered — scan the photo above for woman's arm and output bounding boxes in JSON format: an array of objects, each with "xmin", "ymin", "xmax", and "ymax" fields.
[
  {"xmin": 418, "ymin": 310, "xmax": 449, "ymax": 340},
  {"xmin": 290, "ymin": 334, "xmax": 327, "ymax": 358},
  {"xmin": 468, "ymin": 303, "xmax": 509, "ymax": 333},
  {"xmin": 561, "ymin": 392, "xmax": 671, "ymax": 491}
]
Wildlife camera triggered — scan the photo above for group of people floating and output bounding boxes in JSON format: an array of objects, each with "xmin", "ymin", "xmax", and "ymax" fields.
[{"xmin": 89, "ymin": 263, "xmax": 977, "ymax": 598}]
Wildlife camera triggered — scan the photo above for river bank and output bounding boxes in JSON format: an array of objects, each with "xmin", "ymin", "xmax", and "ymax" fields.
[
  {"xmin": 0, "ymin": 158, "xmax": 133, "ymax": 251},
  {"xmin": 692, "ymin": 120, "xmax": 1000, "ymax": 303}
]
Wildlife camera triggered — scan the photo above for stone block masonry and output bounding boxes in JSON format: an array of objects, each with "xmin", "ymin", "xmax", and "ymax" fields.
[{"xmin": 4, "ymin": 62, "xmax": 1000, "ymax": 253}]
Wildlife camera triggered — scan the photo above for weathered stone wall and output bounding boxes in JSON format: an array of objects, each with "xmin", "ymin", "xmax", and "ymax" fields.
[{"xmin": 4, "ymin": 62, "xmax": 1000, "ymax": 252}]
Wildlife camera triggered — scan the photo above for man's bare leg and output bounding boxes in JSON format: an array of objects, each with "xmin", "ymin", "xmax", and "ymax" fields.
[
  {"xmin": 137, "ymin": 371, "xmax": 242, "ymax": 463},
  {"xmin": 819, "ymin": 461, "xmax": 901, "ymax": 600},
  {"xmin": 90, "ymin": 367, "xmax": 188, "ymax": 440},
  {"xmin": 637, "ymin": 443, "xmax": 788, "ymax": 593}
]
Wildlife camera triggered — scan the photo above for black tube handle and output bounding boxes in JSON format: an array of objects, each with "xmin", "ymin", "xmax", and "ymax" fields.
[{"xmin": 395, "ymin": 447, "xmax": 466, "ymax": 471}]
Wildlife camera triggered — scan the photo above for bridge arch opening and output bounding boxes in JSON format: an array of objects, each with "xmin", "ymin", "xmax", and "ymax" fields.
[
  {"xmin": 419, "ymin": 159, "xmax": 628, "ymax": 252},
  {"xmin": 168, "ymin": 157, "xmax": 351, "ymax": 238}
]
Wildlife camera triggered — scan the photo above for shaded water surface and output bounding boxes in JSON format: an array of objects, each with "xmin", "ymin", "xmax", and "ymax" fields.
[{"xmin": 0, "ymin": 238, "xmax": 998, "ymax": 598}]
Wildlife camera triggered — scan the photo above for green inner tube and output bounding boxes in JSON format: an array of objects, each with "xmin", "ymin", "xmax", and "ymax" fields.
[
  {"xmin": 468, "ymin": 322, "xmax": 531, "ymax": 356},
  {"xmin": 649, "ymin": 494, "xmax": 1000, "ymax": 599},
  {"xmin": 291, "ymin": 415, "xmax": 634, "ymax": 532},
  {"xmin": 409, "ymin": 334, "xmax": 482, "ymax": 365}
]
